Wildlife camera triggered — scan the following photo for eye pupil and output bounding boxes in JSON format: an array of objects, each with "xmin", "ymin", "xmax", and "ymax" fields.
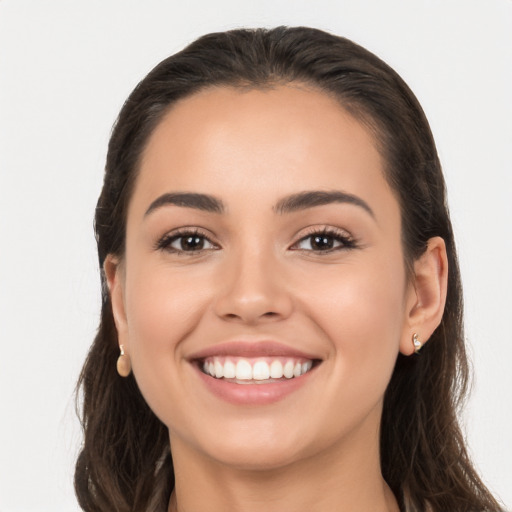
[
  {"xmin": 182, "ymin": 236, "xmax": 204, "ymax": 250},
  {"xmin": 312, "ymin": 235, "xmax": 333, "ymax": 250}
]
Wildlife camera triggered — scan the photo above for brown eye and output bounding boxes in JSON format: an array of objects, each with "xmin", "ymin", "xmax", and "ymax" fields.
[
  {"xmin": 179, "ymin": 235, "xmax": 206, "ymax": 251},
  {"xmin": 156, "ymin": 230, "xmax": 217, "ymax": 253},
  {"xmin": 292, "ymin": 229, "xmax": 356, "ymax": 253},
  {"xmin": 310, "ymin": 234, "xmax": 335, "ymax": 250}
]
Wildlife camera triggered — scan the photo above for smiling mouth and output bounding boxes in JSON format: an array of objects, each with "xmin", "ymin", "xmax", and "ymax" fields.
[{"xmin": 199, "ymin": 356, "xmax": 319, "ymax": 384}]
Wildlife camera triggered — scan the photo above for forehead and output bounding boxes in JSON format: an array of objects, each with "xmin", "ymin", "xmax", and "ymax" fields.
[{"xmin": 133, "ymin": 85, "xmax": 394, "ymax": 216}]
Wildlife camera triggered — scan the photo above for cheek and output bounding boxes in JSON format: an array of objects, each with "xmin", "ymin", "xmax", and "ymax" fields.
[
  {"xmin": 306, "ymin": 253, "xmax": 405, "ymax": 334},
  {"xmin": 124, "ymin": 261, "xmax": 210, "ymax": 371},
  {"xmin": 302, "ymin": 253, "xmax": 407, "ymax": 389},
  {"xmin": 288, "ymin": 256, "xmax": 407, "ymax": 446},
  {"xmin": 122, "ymin": 261, "xmax": 217, "ymax": 427}
]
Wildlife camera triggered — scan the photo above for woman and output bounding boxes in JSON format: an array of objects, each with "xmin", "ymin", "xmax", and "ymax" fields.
[{"xmin": 75, "ymin": 27, "xmax": 503, "ymax": 511}]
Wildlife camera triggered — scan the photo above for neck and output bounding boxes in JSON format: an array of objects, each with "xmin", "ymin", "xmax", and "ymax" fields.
[{"xmin": 167, "ymin": 409, "xmax": 399, "ymax": 512}]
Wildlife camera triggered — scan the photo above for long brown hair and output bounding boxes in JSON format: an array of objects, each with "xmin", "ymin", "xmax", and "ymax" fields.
[{"xmin": 75, "ymin": 27, "xmax": 503, "ymax": 511}]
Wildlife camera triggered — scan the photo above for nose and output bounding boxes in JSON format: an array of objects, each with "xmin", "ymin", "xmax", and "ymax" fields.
[{"xmin": 213, "ymin": 247, "xmax": 293, "ymax": 325}]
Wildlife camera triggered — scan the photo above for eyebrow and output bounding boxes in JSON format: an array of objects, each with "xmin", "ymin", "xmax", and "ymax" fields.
[
  {"xmin": 274, "ymin": 190, "xmax": 375, "ymax": 218},
  {"xmin": 145, "ymin": 192, "xmax": 225, "ymax": 216},
  {"xmin": 144, "ymin": 189, "xmax": 374, "ymax": 218}
]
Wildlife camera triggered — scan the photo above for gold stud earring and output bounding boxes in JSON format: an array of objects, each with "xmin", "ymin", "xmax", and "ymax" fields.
[
  {"xmin": 412, "ymin": 333, "xmax": 422, "ymax": 354},
  {"xmin": 116, "ymin": 344, "xmax": 132, "ymax": 377}
]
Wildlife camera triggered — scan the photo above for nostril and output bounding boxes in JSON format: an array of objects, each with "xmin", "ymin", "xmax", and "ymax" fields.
[{"xmin": 220, "ymin": 310, "xmax": 281, "ymax": 323}]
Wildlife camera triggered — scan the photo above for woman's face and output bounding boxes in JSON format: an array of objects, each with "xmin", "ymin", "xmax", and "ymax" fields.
[{"xmin": 109, "ymin": 85, "xmax": 419, "ymax": 470}]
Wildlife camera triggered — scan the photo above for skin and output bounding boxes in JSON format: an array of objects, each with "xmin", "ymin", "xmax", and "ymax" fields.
[{"xmin": 106, "ymin": 85, "xmax": 448, "ymax": 512}]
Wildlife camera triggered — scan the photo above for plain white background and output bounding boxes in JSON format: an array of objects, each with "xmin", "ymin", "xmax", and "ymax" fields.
[{"xmin": 0, "ymin": 1, "xmax": 510, "ymax": 510}]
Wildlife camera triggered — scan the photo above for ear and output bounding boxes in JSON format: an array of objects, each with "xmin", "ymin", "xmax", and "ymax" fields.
[
  {"xmin": 104, "ymin": 254, "xmax": 129, "ymax": 349},
  {"xmin": 400, "ymin": 236, "xmax": 448, "ymax": 355}
]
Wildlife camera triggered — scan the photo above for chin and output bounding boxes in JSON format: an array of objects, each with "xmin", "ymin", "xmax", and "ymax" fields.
[
  {"xmin": 188, "ymin": 418, "xmax": 324, "ymax": 472},
  {"xmin": 207, "ymin": 442, "xmax": 307, "ymax": 472}
]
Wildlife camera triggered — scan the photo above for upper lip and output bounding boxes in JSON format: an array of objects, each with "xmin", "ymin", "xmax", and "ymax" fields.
[{"xmin": 188, "ymin": 340, "xmax": 321, "ymax": 361}]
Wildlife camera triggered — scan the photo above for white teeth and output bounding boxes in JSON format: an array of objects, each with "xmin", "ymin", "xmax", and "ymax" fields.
[
  {"xmin": 270, "ymin": 360, "xmax": 284, "ymax": 379},
  {"xmin": 235, "ymin": 359, "xmax": 252, "ymax": 380},
  {"xmin": 253, "ymin": 361, "xmax": 270, "ymax": 380},
  {"xmin": 202, "ymin": 356, "xmax": 315, "ymax": 381},
  {"xmin": 302, "ymin": 361, "xmax": 312, "ymax": 374},
  {"xmin": 214, "ymin": 360, "xmax": 224, "ymax": 378},
  {"xmin": 283, "ymin": 360, "xmax": 295, "ymax": 379},
  {"xmin": 223, "ymin": 360, "xmax": 236, "ymax": 379}
]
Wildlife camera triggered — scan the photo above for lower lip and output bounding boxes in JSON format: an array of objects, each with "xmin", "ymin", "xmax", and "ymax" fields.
[{"xmin": 193, "ymin": 364, "xmax": 317, "ymax": 405}]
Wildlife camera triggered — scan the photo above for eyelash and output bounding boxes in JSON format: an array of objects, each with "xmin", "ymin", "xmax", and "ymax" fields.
[
  {"xmin": 155, "ymin": 227, "xmax": 357, "ymax": 255},
  {"xmin": 290, "ymin": 227, "xmax": 357, "ymax": 254},
  {"xmin": 155, "ymin": 228, "xmax": 217, "ymax": 254}
]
